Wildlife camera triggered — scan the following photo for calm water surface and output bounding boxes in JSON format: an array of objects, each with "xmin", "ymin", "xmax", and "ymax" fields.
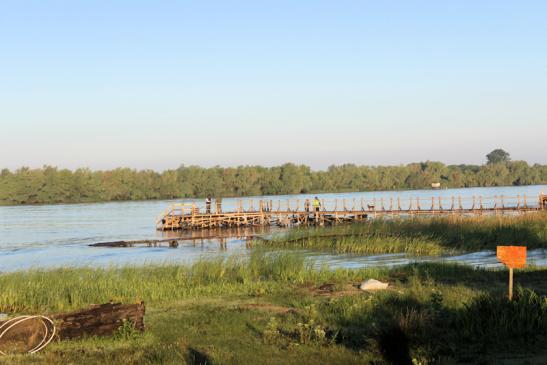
[{"xmin": 0, "ymin": 185, "xmax": 545, "ymax": 272}]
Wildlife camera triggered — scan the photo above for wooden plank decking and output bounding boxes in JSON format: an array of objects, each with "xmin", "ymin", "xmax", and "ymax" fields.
[{"xmin": 157, "ymin": 193, "xmax": 546, "ymax": 231}]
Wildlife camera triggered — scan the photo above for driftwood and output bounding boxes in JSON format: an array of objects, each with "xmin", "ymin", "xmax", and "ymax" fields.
[
  {"xmin": 90, "ymin": 235, "xmax": 262, "ymax": 248},
  {"xmin": 51, "ymin": 302, "xmax": 145, "ymax": 339},
  {"xmin": 90, "ymin": 239, "xmax": 179, "ymax": 247}
]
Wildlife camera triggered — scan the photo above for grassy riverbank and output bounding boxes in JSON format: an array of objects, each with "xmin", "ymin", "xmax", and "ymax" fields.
[
  {"xmin": 1, "ymin": 253, "xmax": 547, "ymax": 364},
  {"xmin": 263, "ymin": 213, "xmax": 547, "ymax": 255}
]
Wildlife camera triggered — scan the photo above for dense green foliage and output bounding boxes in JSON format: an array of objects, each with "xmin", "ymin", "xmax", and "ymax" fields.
[
  {"xmin": 2, "ymin": 255, "xmax": 547, "ymax": 364},
  {"xmin": 1, "ymin": 157, "xmax": 546, "ymax": 205},
  {"xmin": 487, "ymin": 148, "xmax": 511, "ymax": 164},
  {"xmin": 265, "ymin": 213, "xmax": 547, "ymax": 255}
]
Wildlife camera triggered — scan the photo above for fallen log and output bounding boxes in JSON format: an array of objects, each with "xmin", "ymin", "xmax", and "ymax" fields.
[
  {"xmin": 90, "ymin": 239, "xmax": 174, "ymax": 247},
  {"xmin": 51, "ymin": 302, "xmax": 145, "ymax": 339},
  {"xmin": 90, "ymin": 234, "xmax": 263, "ymax": 247}
]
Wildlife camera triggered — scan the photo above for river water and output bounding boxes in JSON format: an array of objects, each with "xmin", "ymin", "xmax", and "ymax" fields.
[{"xmin": 0, "ymin": 185, "xmax": 545, "ymax": 272}]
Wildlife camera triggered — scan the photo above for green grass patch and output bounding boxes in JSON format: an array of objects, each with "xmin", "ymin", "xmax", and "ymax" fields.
[{"xmin": 1, "ymin": 253, "xmax": 547, "ymax": 364}]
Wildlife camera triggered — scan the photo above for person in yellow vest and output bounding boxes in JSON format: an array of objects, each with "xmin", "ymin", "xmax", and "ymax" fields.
[{"xmin": 313, "ymin": 196, "xmax": 321, "ymax": 212}]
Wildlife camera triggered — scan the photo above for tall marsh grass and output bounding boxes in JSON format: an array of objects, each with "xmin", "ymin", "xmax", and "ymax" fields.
[
  {"xmin": 0, "ymin": 251, "xmax": 390, "ymax": 313},
  {"xmin": 265, "ymin": 212, "xmax": 547, "ymax": 255},
  {"xmin": 456, "ymin": 287, "xmax": 547, "ymax": 343}
]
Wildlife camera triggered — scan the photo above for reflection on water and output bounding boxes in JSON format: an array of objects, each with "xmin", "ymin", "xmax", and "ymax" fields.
[
  {"xmin": 0, "ymin": 184, "xmax": 545, "ymax": 272},
  {"xmin": 160, "ymin": 226, "xmax": 274, "ymax": 242}
]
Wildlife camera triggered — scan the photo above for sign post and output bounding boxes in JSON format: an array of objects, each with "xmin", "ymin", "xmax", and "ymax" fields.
[{"xmin": 496, "ymin": 246, "xmax": 526, "ymax": 301}]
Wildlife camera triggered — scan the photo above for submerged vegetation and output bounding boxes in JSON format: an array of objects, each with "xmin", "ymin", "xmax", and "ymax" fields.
[
  {"xmin": 1, "ymin": 150, "xmax": 545, "ymax": 205},
  {"xmin": 1, "ymin": 253, "xmax": 547, "ymax": 364},
  {"xmin": 264, "ymin": 213, "xmax": 547, "ymax": 255}
]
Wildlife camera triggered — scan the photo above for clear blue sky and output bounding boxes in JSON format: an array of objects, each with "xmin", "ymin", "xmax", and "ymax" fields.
[{"xmin": 1, "ymin": 0, "xmax": 546, "ymax": 170}]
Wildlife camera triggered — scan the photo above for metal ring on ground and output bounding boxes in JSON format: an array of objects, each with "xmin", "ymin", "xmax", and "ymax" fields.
[{"xmin": 0, "ymin": 315, "xmax": 56, "ymax": 355}]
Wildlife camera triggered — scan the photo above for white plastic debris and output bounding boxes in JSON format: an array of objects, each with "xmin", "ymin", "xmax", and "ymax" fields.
[{"xmin": 359, "ymin": 279, "xmax": 389, "ymax": 291}]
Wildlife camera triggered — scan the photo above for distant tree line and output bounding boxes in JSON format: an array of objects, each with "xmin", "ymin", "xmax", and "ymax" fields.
[{"xmin": 0, "ymin": 150, "xmax": 545, "ymax": 205}]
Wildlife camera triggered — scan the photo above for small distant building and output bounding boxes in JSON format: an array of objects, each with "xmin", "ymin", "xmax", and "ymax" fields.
[{"xmin": 431, "ymin": 182, "xmax": 441, "ymax": 189}]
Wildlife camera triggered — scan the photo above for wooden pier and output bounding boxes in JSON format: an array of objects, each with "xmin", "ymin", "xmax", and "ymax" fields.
[{"xmin": 157, "ymin": 193, "xmax": 546, "ymax": 231}]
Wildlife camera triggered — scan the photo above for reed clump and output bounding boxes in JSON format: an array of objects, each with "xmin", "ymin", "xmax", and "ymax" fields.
[
  {"xmin": 455, "ymin": 287, "xmax": 547, "ymax": 345},
  {"xmin": 265, "ymin": 212, "xmax": 547, "ymax": 255}
]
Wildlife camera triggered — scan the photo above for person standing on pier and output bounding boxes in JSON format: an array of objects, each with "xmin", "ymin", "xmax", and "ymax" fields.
[
  {"xmin": 313, "ymin": 196, "xmax": 321, "ymax": 212},
  {"xmin": 216, "ymin": 197, "xmax": 222, "ymax": 213},
  {"xmin": 304, "ymin": 199, "xmax": 311, "ymax": 212},
  {"xmin": 205, "ymin": 195, "xmax": 212, "ymax": 214}
]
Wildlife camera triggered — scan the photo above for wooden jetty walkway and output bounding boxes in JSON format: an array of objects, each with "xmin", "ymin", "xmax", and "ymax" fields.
[{"xmin": 157, "ymin": 193, "xmax": 547, "ymax": 231}]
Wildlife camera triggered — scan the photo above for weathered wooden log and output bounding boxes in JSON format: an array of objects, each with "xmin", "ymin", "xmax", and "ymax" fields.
[
  {"xmin": 90, "ymin": 239, "xmax": 183, "ymax": 248},
  {"xmin": 90, "ymin": 232, "xmax": 267, "ymax": 248},
  {"xmin": 51, "ymin": 302, "xmax": 145, "ymax": 339}
]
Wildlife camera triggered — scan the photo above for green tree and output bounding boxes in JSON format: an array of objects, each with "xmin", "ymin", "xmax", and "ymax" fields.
[{"xmin": 486, "ymin": 149, "xmax": 511, "ymax": 164}]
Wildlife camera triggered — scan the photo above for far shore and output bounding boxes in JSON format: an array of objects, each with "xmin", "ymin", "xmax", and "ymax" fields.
[{"xmin": 0, "ymin": 183, "xmax": 545, "ymax": 208}]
